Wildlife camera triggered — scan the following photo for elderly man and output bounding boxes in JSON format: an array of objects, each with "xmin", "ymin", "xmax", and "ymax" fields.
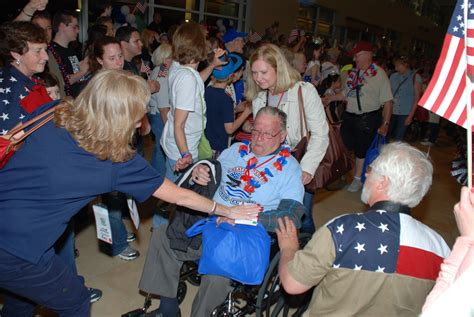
[
  {"xmin": 277, "ymin": 142, "xmax": 450, "ymax": 317},
  {"xmin": 331, "ymin": 41, "xmax": 393, "ymax": 192},
  {"xmin": 139, "ymin": 107, "xmax": 305, "ymax": 317},
  {"xmin": 224, "ymin": 28, "xmax": 247, "ymax": 54}
]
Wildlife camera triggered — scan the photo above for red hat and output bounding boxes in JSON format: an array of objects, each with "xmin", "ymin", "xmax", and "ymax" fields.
[{"xmin": 348, "ymin": 41, "xmax": 373, "ymax": 56}]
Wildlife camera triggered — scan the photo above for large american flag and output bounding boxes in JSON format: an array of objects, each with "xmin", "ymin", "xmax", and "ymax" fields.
[
  {"xmin": 326, "ymin": 210, "xmax": 450, "ymax": 279},
  {"xmin": 418, "ymin": 0, "xmax": 473, "ymax": 128}
]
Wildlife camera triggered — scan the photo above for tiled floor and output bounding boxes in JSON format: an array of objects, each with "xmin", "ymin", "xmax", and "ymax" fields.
[{"xmin": 2, "ymin": 132, "xmax": 464, "ymax": 316}]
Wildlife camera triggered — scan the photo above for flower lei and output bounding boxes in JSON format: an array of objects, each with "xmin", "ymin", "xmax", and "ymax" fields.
[
  {"xmin": 346, "ymin": 63, "xmax": 378, "ymax": 90},
  {"xmin": 238, "ymin": 140, "xmax": 291, "ymax": 193},
  {"xmin": 47, "ymin": 43, "xmax": 72, "ymax": 96}
]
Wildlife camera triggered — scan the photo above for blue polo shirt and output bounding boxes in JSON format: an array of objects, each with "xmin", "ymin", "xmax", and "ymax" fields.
[{"xmin": 0, "ymin": 102, "xmax": 164, "ymax": 264}]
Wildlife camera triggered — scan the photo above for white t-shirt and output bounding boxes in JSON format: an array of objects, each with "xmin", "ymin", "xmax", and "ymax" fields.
[
  {"xmin": 161, "ymin": 61, "xmax": 206, "ymax": 161},
  {"xmin": 149, "ymin": 65, "xmax": 171, "ymax": 114}
]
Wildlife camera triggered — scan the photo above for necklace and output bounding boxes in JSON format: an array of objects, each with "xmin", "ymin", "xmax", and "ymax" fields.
[
  {"xmin": 266, "ymin": 91, "xmax": 285, "ymax": 108},
  {"xmin": 48, "ymin": 43, "xmax": 72, "ymax": 96},
  {"xmin": 238, "ymin": 140, "xmax": 291, "ymax": 193},
  {"xmin": 346, "ymin": 63, "xmax": 378, "ymax": 90}
]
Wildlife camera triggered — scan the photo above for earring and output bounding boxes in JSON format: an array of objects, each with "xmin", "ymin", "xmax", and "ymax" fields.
[{"xmin": 15, "ymin": 59, "xmax": 20, "ymax": 65}]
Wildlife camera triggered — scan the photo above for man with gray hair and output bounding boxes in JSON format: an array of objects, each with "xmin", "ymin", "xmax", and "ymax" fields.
[{"xmin": 276, "ymin": 142, "xmax": 450, "ymax": 317}]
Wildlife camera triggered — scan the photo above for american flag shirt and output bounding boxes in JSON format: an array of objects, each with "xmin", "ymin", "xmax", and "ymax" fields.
[
  {"xmin": 288, "ymin": 203, "xmax": 450, "ymax": 316},
  {"xmin": 0, "ymin": 67, "xmax": 36, "ymax": 135},
  {"xmin": 327, "ymin": 207, "xmax": 450, "ymax": 279}
]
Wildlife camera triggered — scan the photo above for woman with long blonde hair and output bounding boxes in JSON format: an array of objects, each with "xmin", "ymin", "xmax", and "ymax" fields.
[
  {"xmin": 247, "ymin": 43, "xmax": 329, "ymax": 233},
  {"xmin": 0, "ymin": 70, "xmax": 260, "ymax": 317}
]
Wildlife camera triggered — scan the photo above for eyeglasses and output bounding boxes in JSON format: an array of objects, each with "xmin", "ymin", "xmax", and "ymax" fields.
[{"xmin": 251, "ymin": 129, "xmax": 282, "ymax": 139}]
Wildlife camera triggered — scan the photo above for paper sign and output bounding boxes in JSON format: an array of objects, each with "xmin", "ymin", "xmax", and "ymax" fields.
[
  {"xmin": 234, "ymin": 219, "xmax": 258, "ymax": 226},
  {"xmin": 127, "ymin": 198, "xmax": 140, "ymax": 230},
  {"xmin": 92, "ymin": 204, "xmax": 113, "ymax": 244}
]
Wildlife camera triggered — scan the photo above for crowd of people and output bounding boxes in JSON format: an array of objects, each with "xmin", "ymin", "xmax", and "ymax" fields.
[{"xmin": 0, "ymin": 0, "xmax": 472, "ymax": 316}]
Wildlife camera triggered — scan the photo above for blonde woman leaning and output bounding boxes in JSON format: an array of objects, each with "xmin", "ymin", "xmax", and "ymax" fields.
[{"xmin": 247, "ymin": 43, "xmax": 329, "ymax": 233}]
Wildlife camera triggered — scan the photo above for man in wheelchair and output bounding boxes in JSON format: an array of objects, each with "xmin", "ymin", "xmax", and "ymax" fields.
[
  {"xmin": 276, "ymin": 142, "xmax": 451, "ymax": 316},
  {"xmin": 139, "ymin": 107, "xmax": 306, "ymax": 316}
]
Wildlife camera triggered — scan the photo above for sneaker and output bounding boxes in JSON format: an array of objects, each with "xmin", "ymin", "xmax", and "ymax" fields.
[
  {"xmin": 118, "ymin": 246, "xmax": 140, "ymax": 261},
  {"xmin": 127, "ymin": 232, "xmax": 136, "ymax": 243},
  {"xmin": 89, "ymin": 287, "xmax": 103, "ymax": 303},
  {"xmin": 347, "ymin": 177, "xmax": 362, "ymax": 192}
]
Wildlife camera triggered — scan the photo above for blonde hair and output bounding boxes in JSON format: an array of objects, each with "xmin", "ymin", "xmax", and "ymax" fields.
[
  {"xmin": 141, "ymin": 28, "xmax": 156, "ymax": 52},
  {"xmin": 54, "ymin": 70, "xmax": 150, "ymax": 162},
  {"xmin": 246, "ymin": 43, "xmax": 301, "ymax": 101},
  {"xmin": 151, "ymin": 43, "xmax": 172, "ymax": 66}
]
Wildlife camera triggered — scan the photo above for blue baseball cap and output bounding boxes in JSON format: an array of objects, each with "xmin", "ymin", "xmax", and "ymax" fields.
[
  {"xmin": 212, "ymin": 53, "xmax": 244, "ymax": 80},
  {"xmin": 223, "ymin": 28, "xmax": 248, "ymax": 43}
]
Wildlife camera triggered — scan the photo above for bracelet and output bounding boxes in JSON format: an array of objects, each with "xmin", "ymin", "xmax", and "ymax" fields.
[
  {"xmin": 180, "ymin": 151, "xmax": 191, "ymax": 158},
  {"xmin": 209, "ymin": 201, "xmax": 217, "ymax": 216},
  {"xmin": 22, "ymin": 9, "xmax": 34, "ymax": 17}
]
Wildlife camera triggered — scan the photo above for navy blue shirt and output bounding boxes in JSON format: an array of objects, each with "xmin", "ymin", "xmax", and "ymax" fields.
[
  {"xmin": 0, "ymin": 102, "xmax": 164, "ymax": 264},
  {"xmin": 204, "ymin": 86, "xmax": 234, "ymax": 152}
]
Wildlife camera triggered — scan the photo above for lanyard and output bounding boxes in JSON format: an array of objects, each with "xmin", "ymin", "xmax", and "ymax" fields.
[{"xmin": 266, "ymin": 91, "xmax": 285, "ymax": 108}]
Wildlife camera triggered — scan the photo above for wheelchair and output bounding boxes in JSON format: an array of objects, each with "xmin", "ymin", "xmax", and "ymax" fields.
[
  {"xmin": 178, "ymin": 232, "xmax": 314, "ymax": 317},
  {"xmin": 123, "ymin": 232, "xmax": 312, "ymax": 317}
]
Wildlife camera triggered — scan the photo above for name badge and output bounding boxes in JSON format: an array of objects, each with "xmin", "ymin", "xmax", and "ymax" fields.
[{"xmin": 93, "ymin": 204, "xmax": 113, "ymax": 244}]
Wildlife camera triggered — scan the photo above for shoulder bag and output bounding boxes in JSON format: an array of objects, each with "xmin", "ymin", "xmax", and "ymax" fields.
[
  {"xmin": 0, "ymin": 106, "xmax": 56, "ymax": 169},
  {"xmin": 293, "ymin": 85, "xmax": 354, "ymax": 192}
]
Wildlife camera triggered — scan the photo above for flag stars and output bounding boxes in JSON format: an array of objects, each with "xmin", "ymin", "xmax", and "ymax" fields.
[
  {"xmin": 376, "ymin": 209, "xmax": 387, "ymax": 215},
  {"xmin": 355, "ymin": 222, "xmax": 366, "ymax": 232},
  {"xmin": 19, "ymin": 94, "xmax": 25, "ymax": 99},
  {"xmin": 378, "ymin": 223, "xmax": 389, "ymax": 233},
  {"xmin": 2, "ymin": 100, "xmax": 10, "ymax": 105},
  {"xmin": 1, "ymin": 129, "xmax": 7, "ymax": 135},
  {"xmin": 457, "ymin": 14, "xmax": 463, "ymax": 21},
  {"xmin": 0, "ymin": 88, "xmax": 4, "ymax": 94},
  {"xmin": 336, "ymin": 224, "xmax": 344, "ymax": 235},
  {"xmin": 5, "ymin": 87, "xmax": 11, "ymax": 94},
  {"xmin": 378, "ymin": 244, "xmax": 388, "ymax": 255},
  {"xmin": 354, "ymin": 242, "xmax": 366, "ymax": 254},
  {"xmin": 354, "ymin": 264, "xmax": 363, "ymax": 270},
  {"xmin": 376, "ymin": 266, "xmax": 385, "ymax": 273},
  {"xmin": 460, "ymin": 22, "xmax": 465, "ymax": 28},
  {"xmin": 19, "ymin": 114, "xmax": 25, "ymax": 120},
  {"xmin": 333, "ymin": 264, "xmax": 340, "ymax": 269},
  {"xmin": 0, "ymin": 113, "xmax": 9, "ymax": 121},
  {"xmin": 453, "ymin": 26, "xmax": 459, "ymax": 32},
  {"xmin": 9, "ymin": 76, "xmax": 17, "ymax": 82}
]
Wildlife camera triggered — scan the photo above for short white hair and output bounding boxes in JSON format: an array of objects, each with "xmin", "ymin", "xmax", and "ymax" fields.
[
  {"xmin": 370, "ymin": 142, "xmax": 432, "ymax": 207},
  {"xmin": 151, "ymin": 43, "xmax": 172, "ymax": 66}
]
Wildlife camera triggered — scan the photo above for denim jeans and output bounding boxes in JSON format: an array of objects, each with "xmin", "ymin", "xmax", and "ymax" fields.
[
  {"xmin": 148, "ymin": 113, "xmax": 167, "ymax": 177},
  {"xmin": 388, "ymin": 114, "xmax": 409, "ymax": 141},
  {"xmin": 101, "ymin": 192, "xmax": 129, "ymax": 256},
  {"xmin": 153, "ymin": 157, "xmax": 180, "ymax": 228},
  {"xmin": 0, "ymin": 248, "xmax": 90, "ymax": 317},
  {"xmin": 301, "ymin": 191, "xmax": 315, "ymax": 234}
]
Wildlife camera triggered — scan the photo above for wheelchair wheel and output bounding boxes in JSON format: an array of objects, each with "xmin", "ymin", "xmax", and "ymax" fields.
[
  {"xmin": 182, "ymin": 261, "xmax": 201, "ymax": 286},
  {"xmin": 255, "ymin": 233, "xmax": 314, "ymax": 317},
  {"xmin": 177, "ymin": 280, "xmax": 187, "ymax": 304}
]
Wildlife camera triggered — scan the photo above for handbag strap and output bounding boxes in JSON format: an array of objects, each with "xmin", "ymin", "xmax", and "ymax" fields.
[
  {"xmin": 7, "ymin": 106, "xmax": 57, "ymax": 144},
  {"xmin": 185, "ymin": 217, "xmax": 216, "ymax": 237},
  {"xmin": 297, "ymin": 85, "xmax": 310, "ymax": 140}
]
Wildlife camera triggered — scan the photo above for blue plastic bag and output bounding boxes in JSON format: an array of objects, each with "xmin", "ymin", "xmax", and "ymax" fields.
[
  {"xmin": 361, "ymin": 134, "xmax": 386, "ymax": 182},
  {"xmin": 185, "ymin": 217, "xmax": 271, "ymax": 285}
]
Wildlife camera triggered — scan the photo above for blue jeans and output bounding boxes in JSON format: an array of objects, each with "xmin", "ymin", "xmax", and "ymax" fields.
[
  {"xmin": 101, "ymin": 192, "xmax": 129, "ymax": 256},
  {"xmin": 388, "ymin": 114, "xmax": 409, "ymax": 141},
  {"xmin": 301, "ymin": 191, "xmax": 315, "ymax": 234},
  {"xmin": 148, "ymin": 113, "xmax": 167, "ymax": 177},
  {"xmin": 153, "ymin": 157, "xmax": 180, "ymax": 228},
  {"xmin": 0, "ymin": 248, "xmax": 90, "ymax": 317},
  {"xmin": 109, "ymin": 208, "xmax": 128, "ymax": 256}
]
